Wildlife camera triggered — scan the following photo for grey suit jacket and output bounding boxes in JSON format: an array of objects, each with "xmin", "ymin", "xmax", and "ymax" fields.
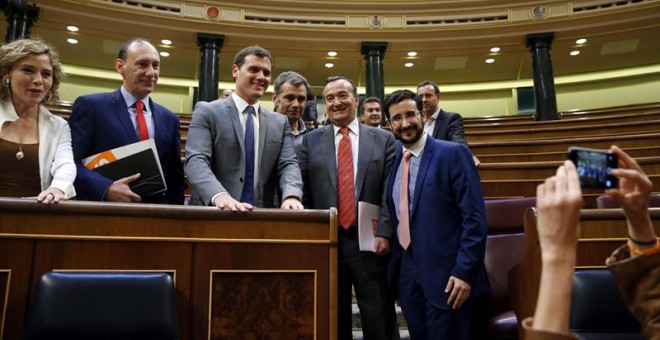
[
  {"xmin": 299, "ymin": 124, "xmax": 396, "ymax": 238},
  {"xmin": 184, "ymin": 98, "xmax": 302, "ymax": 207}
]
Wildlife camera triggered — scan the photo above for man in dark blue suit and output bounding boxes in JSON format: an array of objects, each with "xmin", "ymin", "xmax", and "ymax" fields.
[
  {"xmin": 70, "ymin": 38, "xmax": 185, "ymax": 204},
  {"xmin": 384, "ymin": 89, "xmax": 488, "ymax": 339}
]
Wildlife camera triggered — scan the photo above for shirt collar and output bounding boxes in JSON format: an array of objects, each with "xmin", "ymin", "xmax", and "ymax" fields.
[
  {"xmin": 232, "ymin": 92, "xmax": 260, "ymax": 114},
  {"xmin": 403, "ymin": 134, "xmax": 427, "ymax": 158},
  {"xmin": 120, "ymin": 86, "xmax": 149, "ymax": 110},
  {"xmin": 332, "ymin": 117, "xmax": 360, "ymax": 136}
]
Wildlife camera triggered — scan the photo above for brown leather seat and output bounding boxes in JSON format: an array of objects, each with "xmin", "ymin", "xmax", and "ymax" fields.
[{"xmin": 473, "ymin": 197, "xmax": 536, "ymax": 340}]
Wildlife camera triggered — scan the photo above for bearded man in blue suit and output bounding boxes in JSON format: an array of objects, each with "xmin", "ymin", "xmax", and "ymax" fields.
[
  {"xmin": 69, "ymin": 38, "xmax": 185, "ymax": 204},
  {"xmin": 384, "ymin": 89, "xmax": 489, "ymax": 339}
]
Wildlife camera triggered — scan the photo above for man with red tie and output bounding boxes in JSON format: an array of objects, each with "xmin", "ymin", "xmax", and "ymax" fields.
[
  {"xmin": 384, "ymin": 89, "xmax": 488, "ymax": 339},
  {"xmin": 298, "ymin": 76, "xmax": 398, "ymax": 339},
  {"xmin": 70, "ymin": 38, "xmax": 185, "ymax": 204}
]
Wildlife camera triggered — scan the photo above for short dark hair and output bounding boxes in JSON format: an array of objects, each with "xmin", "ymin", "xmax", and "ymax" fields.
[
  {"xmin": 325, "ymin": 76, "xmax": 358, "ymax": 98},
  {"xmin": 306, "ymin": 88, "xmax": 316, "ymax": 101},
  {"xmin": 233, "ymin": 45, "xmax": 273, "ymax": 69},
  {"xmin": 273, "ymin": 71, "xmax": 310, "ymax": 96},
  {"xmin": 416, "ymin": 80, "xmax": 440, "ymax": 95},
  {"xmin": 117, "ymin": 38, "xmax": 152, "ymax": 61},
  {"xmin": 363, "ymin": 96, "xmax": 381, "ymax": 105},
  {"xmin": 383, "ymin": 89, "xmax": 423, "ymax": 119}
]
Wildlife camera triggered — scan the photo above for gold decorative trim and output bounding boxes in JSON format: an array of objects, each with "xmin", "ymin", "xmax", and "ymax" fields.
[
  {"xmin": 367, "ymin": 15, "xmax": 386, "ymax": 29},
  {"xmin": 575, "ymin": 265, "xmax": 607, "ymax": 269},
  {"xmin": 207, "ymin": 270, "xmax": 317, "ymax": 340},
  {"xmin": 0, "ymin": 270, "xmax": 10, "ymax": 340},
  {"xmin": 203, "ymin": 6, "xmax": 222, "ymax": 21},
  {"xmin": 0, "ymin": 233, "xmax": 331, "ymax": 245},
  {"xmin": 529, "ymin": 5, "xmax": 550, "ymax": 20},
  {"xmin": 578, "ymin": 238, "xmax": 627, "ymax": 242}
]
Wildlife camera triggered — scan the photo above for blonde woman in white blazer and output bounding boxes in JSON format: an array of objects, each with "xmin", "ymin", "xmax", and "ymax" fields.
[{"xmin": 0, "ymin": 39, "xmax": 75, "ymax": 203}]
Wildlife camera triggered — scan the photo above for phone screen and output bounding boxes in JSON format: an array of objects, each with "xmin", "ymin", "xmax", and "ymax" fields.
[{"xmin": 567, "ymin": 147, "xmax": 618, "ymax": 189}]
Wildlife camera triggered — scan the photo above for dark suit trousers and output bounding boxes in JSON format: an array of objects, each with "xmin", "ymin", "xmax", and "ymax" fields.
[
  {"xmin": 399, "ymin": 248, "xmax": 474, "ymax": 339},
  {"xmin": 337, "ymin": 226, "xmax": 399, "ymax": 340}
]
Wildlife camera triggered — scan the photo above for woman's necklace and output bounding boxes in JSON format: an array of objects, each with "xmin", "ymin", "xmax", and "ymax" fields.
[{"xmin": 11, "ymin": 121, "xmax": 25, "ymax": 160}]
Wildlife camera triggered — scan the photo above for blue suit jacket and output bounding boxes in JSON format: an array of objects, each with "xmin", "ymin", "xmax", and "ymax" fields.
[
  {"xmin": 70, "ymin": 89, "xmax": 185, "ymax": 204},
  {"xmin": 387, "ymin": 135, "xmax": 489, "ymax": 309}
]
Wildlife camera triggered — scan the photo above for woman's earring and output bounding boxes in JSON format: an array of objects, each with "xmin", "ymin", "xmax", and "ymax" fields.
[{"xmin": 3, "ymin": 79, "xmax": 9, "ymax": 88}]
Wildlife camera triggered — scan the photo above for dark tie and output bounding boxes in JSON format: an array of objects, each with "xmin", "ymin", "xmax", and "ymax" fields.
[
  {"xmin": 337, "ymin": 127, "xmax": 355, "ymax": 229},
  {"xmin": 135, "ymin": 101, "xmax": 148, "ymax": 141},
  {"xmin": 240, "ymin": 105, "xmax": 255, "ymax": 205},
  {"xmin": 399, "ymin": 150, "xmax": 412, "ymax": 249}
]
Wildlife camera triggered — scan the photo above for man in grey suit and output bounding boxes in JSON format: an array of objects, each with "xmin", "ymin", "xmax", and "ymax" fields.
[
  {"xmin": 185, "ymin": 46, "xmax": 303, "ymax": 210},
  {"xmin": 299, "ymin": 76, "xmax": 399, "ymax": 339}
]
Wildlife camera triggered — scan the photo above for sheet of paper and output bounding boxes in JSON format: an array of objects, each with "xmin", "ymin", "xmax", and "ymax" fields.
[{"xmin": 358, "ymin": 201, "xmax": 380, "ymax": 252}]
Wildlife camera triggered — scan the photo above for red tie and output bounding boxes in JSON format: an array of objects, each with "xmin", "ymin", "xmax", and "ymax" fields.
[
  {"xmin": 399, "ymin": 151, "xmax": 412, "ymax": 249},
  {"xmin": 337, "ymin": 127, "xmax": 356, "ymax": 230},
  {"xmin": 136, "ymin": 101, "xmax": 148, "ymax": 141}
]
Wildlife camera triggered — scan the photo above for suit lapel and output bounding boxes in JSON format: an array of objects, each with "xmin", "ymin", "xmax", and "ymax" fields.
[
  {"xmin": 226, "ymin": 98, "xmax": 245, "ymax": 154},
  {"xmin": 388, "ymin": 144, "xmax": 403, "ymax": 227},
  {"xmin": 355, "ymin": 125, "xmax": 373, "ymax": 199},
  {"xmin": 432, "ymin": 109, "xmax": 445, "ymax": 139},
  {"xmin": 411, "ymin": 136, "xmax": 434, "ymax": 219},
  {"xmin": 149, "ymin": 98, "xmax": 163, "ymax": 144},
  {"xmin": 321, "ymin": 125, "xmax": 337, "ymax": 189},
  {"xmin": 258, "ymin": 108, "xmax": 268, "ymax": 164},
  {"xmin": 112, "ymin": 90, "xmax": 139, "ymax": 143}
]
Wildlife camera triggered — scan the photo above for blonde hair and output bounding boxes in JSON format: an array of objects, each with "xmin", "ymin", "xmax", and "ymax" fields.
[{"xmin": 0, "ymin": 38, "xmax": 64, "ymax": 102}]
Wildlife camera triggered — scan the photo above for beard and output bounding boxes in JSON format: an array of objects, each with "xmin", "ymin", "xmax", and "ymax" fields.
[{"xmin": 395, "ymin": 124, "xmax": 423, "ymax": 145}]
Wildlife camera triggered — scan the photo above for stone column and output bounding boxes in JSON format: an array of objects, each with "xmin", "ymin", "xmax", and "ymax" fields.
[
  {"xmin": 360, "ymin": 42, "xmax": 387, "ymax": 101},
  {"xmin": 525, "ymin": 32, "xmax": 558, "ymax": 121},
  {"xmin": 196, "ymin": 33, "xmax": 225, "ymax": 103},
  {"xmin": 3, "ymin": 0, "xmax": 39, "ymax": 42}
]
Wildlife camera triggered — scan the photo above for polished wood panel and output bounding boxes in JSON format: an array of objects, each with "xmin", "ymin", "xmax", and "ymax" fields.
[
  {"xmin": 465, "ymin": 109, "xmax": 660, "ymax": 132},
  {"xmin": 0, "ymin": 198, "xmax": 337, "ymax": 340},
  {"xmin": 475, "ymin": 146, "xmax": 659, "ymax": 163},
  {"xmin": 466, "ymin": 119, "xmax": 660, "ymax": 143},
  {"xmin": 470, "ymin": 132, "xmax": 660, "ymax": 156},
  {"xmin": 478, "ymin": 156, "xmax": 660, "ymax": 181}
]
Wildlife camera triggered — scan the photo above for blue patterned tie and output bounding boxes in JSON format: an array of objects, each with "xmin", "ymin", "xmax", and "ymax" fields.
[{"xmin": 241, "ymin": 105, "xmax": 255, "ymax": 204}]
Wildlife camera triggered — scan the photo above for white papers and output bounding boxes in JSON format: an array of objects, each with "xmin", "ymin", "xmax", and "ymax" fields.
[{"xmin": 358, "ymin": 201, "xmax": 380, "ymax": 252}]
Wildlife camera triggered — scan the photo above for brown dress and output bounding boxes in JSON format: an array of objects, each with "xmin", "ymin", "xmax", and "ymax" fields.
[{"xmin": 0, "ymin": 138, "xmax": 40, "ymax": 197}]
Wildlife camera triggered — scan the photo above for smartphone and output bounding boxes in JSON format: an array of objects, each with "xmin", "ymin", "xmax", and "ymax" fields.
[{"xmin": 567, "ymin": 147, "xmax": 618, "ymax": 189}]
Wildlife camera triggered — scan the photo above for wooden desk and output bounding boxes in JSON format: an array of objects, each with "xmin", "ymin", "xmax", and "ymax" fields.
[{"xmin": 0, "ymin": 198, "xmax": 337, "ymax": 340}]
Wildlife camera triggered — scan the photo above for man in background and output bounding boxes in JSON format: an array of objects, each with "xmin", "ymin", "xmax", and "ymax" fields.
[
  {"xmin": 360, "ymin": 96, "xmax": 384, "ymax": 128},
  {"xmin": 185, "ymin": 45, "xmax": 303, "ymax": 210},
  {"xmin": 417, "ymin": 80, "xmax": 479, "ymax": 165},
  {"xmin": 219, "ymin": 88, "xmax": 232, "ymax": 100},
  {"xmin": 70, "ymin": 38, "xmax": 185, "ymax": 204},
  {"xmin": 272, "ymin": 71, "xmax": 310, "ymax": 148},
  {"xmin": 302, "ymin": 89, "xmax": 318, "ymax": 126}
]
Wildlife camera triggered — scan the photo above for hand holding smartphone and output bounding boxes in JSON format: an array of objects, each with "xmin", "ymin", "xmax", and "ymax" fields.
[{"xmin": 567, "ymin": 147, "xmax": 618, "ymax": 189}]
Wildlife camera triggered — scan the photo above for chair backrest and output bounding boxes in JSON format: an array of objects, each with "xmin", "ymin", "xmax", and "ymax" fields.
[
  {"xmin": 569, "ymin": 269, "xmax": 643, "ymax": 340},
  {"xmin": 597, "ymin": 193, "xmax": 660, "ymax": 208},
  {"xmin": 23, "ymin": 271, "xmax": 180, "ymax": 340}
]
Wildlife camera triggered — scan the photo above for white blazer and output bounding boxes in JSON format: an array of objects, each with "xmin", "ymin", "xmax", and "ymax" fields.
[{"xmin": 0, "ymin": 100, "xmax": 76, "ymax": 198}]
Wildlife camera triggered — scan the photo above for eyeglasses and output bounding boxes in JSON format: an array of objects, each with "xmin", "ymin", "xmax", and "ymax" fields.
[{"xmin": 390, "ymin": 111, "xmax": 421, "ymax": 123}]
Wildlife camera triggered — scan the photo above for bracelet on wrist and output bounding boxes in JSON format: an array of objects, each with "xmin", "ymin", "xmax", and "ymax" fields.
[
  {"xmin": 629, "ymin": 236, "xmax": 658, "ymax": 246},
  {"xmin": 627, "ymin": 239, "xmax": 660, "ymax": 257}
]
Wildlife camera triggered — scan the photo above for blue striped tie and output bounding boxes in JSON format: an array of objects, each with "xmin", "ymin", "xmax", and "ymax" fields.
[{"xmin": 240, "ymin": 105, "xmax": 255, "ymax": 204}]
